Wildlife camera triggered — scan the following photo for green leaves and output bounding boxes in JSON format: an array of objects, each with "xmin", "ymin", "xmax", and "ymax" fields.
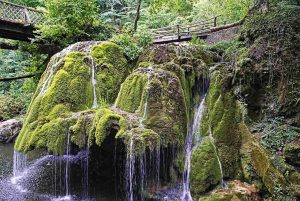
[{"xmin": 38, "ymin": 0, "xmax": 108, "ymax": 46}]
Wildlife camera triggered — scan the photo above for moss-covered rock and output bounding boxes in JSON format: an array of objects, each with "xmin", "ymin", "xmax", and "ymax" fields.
[
  {"xmin": 118, "ymin": 127, "xmax": 161, "ymax": 155},
  {"xmin": 91, "ymin": 41, "xmax": 129, "ymax": 104},
  {"xmin": 190, "ymin": 137, "xmax": 222, "ymax": 196},
  {"xmin": 15, "ymin": 41, "xmax": 129, "ymax": 155},
  {"xmin": 200, "ymin": 69, "xmax": 242, "ymax": 179},
  {"xmin": 198, "ymin": 180, "xmax": 261, "ymax": 201},
  {"xmin": 88, "ymin": 108, "xmax": 128, "ymax": 147},
  {"xmin": 116, "ymin": 66, "xmax": 188, "ymax": 147},
  {"xmin": 239, "ymin": 123, "xmax": 290, "ymax": 198},
  {"xmin": 69, "ymin": 110, "xmax": 94, "ymax": 148}
]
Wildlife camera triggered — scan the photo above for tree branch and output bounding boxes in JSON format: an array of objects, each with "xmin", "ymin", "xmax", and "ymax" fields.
[
  {"xmin": 133, "ymin": 0, "xmax": 142, "ymax": 32},
  {"xmin": 0, "ymin": 73, "xmax": 38, "ymax": 82},
  {"xmin": 0, "ymin": 42, "xmax": 18, "ymax": 50}
]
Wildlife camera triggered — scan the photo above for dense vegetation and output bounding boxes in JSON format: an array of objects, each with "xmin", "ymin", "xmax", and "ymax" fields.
[
  {"xmin": 1, "ymin": 0, "xmax": 300, "ymax": 200},
  {"xmin": 0, "ymin": 0, "xmax": 252, "ymax": 120}
]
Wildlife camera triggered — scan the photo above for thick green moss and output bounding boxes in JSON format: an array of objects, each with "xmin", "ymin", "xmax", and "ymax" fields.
[
  {"xmin": 91, "ymin": 41, "xmax": 128, "ymax": 104},
  {"xmin": 118, "ymin": 127, "xmax": 161, "ymax": 155},
  {"xmin": 190, "ymin": 137, "xmax": 222, "ymax": 196},
  {"xmin": 115, "ymin": 72, "xmax": 148, "ymax": 113},
  {"xmin": 88, "ymin": 108, "xmax": 128, "ymax": 147},
  {"xmin": 15, "ymin": 51, "xmax": 94, "ymax": 154},
  {"xmin": 144, "ymin": 68, "xmax": 187, "ymax": 146},
  {"xmin": 116, "ymin": 65, "xmax": 188, "ymax": 147},
  {"xmin": 70, "ymin": 111, "xmax": 94, "ymax": 148},
  {"xmin": 200, "ymin": 69, "xmax": 242, "ymax": 179},
  {"xmin": 15, "ymin": 42, "xmax": 130, "ymax": 155}
]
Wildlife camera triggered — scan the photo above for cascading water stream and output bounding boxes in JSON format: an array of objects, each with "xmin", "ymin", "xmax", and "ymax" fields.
[
  {"xmin": 182, "ymin": 96, "xmax": 206, "ymax": 201},
  {"xmin": 127, "ymin": 136, "xmax": 135, "ymax": 201},
  {"xmin": 126, "ymin": 68, "xmax": 157, "ymax": 201},
  {"xmin": 65, "ymin": 131, "xmax": 71, "ymax": 200},
  {"xmin": 11, "ymin": 151, "xmax": 28, "ymax": 193},
  {"xmin": 90, "ymin": 55, "xmax": 98, "ymax": 108},
  {"xmin": 209, "ymin": 126, "xmax": 227, "ymax": 188}
]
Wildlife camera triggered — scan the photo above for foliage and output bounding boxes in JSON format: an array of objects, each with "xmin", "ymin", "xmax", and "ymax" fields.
[
  {"xmin": 255, "ymin": 117, "xmax": 300, "ymax": 153},
  {"xmin": 0, "ymin": 46, "xmax": 43, "ymax": 120},
  {"xmin": 8, "ymin": 0, "xmax": 44, "ymax": 7},
  {"xmin": 149, "ymin": 0, "xmax": 193, "ymax": 16},
  {"xmin": 191, "ymin": 0, "xmax": 253, "ymax": 24},
  {"xmin": 189, "ymin": 35, "xmax": 207, "ymax": 47},
  {"xmin": 38, "ymin": 0, "xmax": 112, "ymax": 47},
  {"xmin": 111, "ymin": 30, "xmax": 152, "ymax": 60},
  {"xmin": 0, "ymin": 95, "xmax": 26, "ymax": 121}
]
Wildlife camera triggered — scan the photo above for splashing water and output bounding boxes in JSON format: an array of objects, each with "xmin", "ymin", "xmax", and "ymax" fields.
[
  {"xmin": 11, "ymin": 151, "xmax": 28, "ymax": 192},
  {"xmin": 209, "ymin": 126, "xmax": 227, "ymax": 189},
  {"xmin": 182, "ymin": 96, "xmax": 206, "ymax": 201}
]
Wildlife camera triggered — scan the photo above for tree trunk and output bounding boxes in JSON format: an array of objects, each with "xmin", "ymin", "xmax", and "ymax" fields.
[{"xmin": 133, "ymin": 0, "xmax": 142, "ymax": 32}]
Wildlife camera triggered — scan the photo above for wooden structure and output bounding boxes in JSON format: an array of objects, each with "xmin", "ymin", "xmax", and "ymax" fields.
[
  {"xmin": 152, "ymin": 16, "xmax": 222, "ymax": 44},
  {"xmin": 0, "ymin": 0, "xmax": 44, "ymax": 41}
]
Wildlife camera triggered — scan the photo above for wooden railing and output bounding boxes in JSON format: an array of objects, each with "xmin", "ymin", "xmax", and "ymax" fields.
[
  {"xmin": 151, "ymin": 16, "xmax": 220, "ymax": 40},
  {"xmin": 0, "ymin": 0, "xmax": 44, "ymax": 25}
]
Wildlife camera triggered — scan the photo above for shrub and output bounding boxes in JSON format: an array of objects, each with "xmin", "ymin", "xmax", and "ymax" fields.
[{"xmin": 111, "ymin": 31, "xmax": 153, "ymax": 61}]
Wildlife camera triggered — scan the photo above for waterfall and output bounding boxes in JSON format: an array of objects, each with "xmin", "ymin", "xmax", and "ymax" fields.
[
  {"xmin": 139, "ymin": 70, "xmax": 151, "ymax": 129},
  {"xmin": 182, "ymin": 97, "xmax": 206, "ymax": 201},
  {"xmin": 65, "ymin": 131, "xmax": 71, "ymax": 199},
  {"xmin": 11, "ymin": 151, "xmax": 28, "ymax": 193},
  {"xmin": 82, "ymin": 148, "xmax": 89, "ymax": 199},
  {"xmin": 90, "ymin": 55, "xmax": 98, "ymax": 108},
  {"xmin": 126, "ymin": 136, "xmax": 135, "ymax": 201},
  {"xmin": 39, "ymin": 43, "xmax": 77, "ymax": 96},
  {"xmin": 209, "ymin": 126, "xmax": 227, "ymax": 188},
  {"xmin": 139, "ymin": 154, "xmax": 145, "ymax": 201}
]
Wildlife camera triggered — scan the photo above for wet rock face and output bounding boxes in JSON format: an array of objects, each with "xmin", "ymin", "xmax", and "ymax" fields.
[{"xmin": 0, "ymin": 119, "xmax": 22, "ymax": 143}]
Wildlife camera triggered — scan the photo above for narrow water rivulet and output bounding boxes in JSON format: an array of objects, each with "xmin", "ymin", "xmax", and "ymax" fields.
[
  {"xmin": 182, "ymin": 96, "xmax": 206, "ymax": 201},
  {"xmin": 209, "ymin": 126, "xmax": 227, "ymax": 189},
  {"xmin": 90, "ymin": 54, "xmax": 98, "ymax": 109}
]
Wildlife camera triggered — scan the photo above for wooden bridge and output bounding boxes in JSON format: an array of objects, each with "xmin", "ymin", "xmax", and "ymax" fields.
[
  {"xmin": 0, "ymin": 0, "xmax": 44, "ymax": 41},
  {"xmin": 152, "ymin": 16, "xmax": 239, "ymax": 44}
]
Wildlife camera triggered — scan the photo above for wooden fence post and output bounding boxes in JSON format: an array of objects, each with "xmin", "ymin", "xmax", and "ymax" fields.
[
  {"xmin": 23, "ymin": 8, "xmax": 31, "ymax": 25},
  {"xmin": 177, "ymin": 24, "xmax": 180, "ymax": 40},
  {"xmin": 214, "ymin": 16, "xmax": 217, "ymax": 27}
]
